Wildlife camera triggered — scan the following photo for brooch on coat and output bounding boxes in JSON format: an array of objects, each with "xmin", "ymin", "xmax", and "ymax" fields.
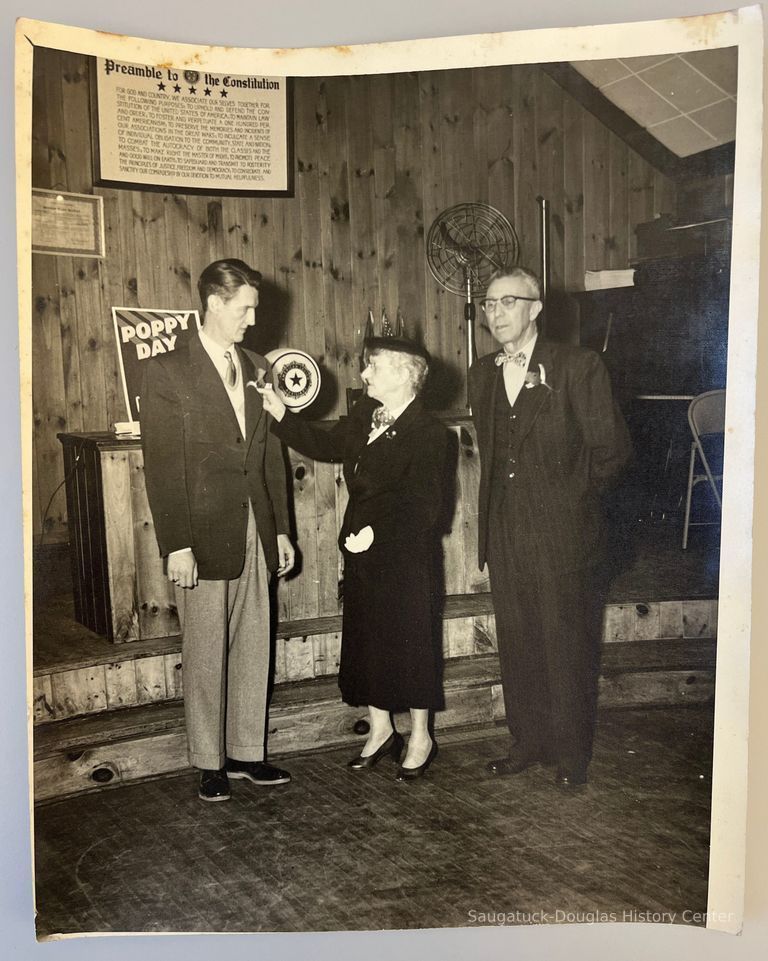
[{"xmin": 524, "ymin": 364, "xmax": 553, "ymax": 390}]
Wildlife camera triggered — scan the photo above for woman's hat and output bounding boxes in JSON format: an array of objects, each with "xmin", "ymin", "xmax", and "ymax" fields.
[{"xmin": 363, "ymin": 310, "xmax": 430, "ymax": 364}]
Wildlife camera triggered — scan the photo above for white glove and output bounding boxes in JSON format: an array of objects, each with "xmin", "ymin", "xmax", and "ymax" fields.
[{"xmin": 344, "ymin": 526, "xmax": 374, "ymax": 553}]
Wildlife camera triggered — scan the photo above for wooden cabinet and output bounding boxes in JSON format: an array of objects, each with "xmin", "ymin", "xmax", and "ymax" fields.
[
  {"xmin": 58, "ymin": 433, "xmax": 179, "ymax": 643},
  {"xmin": 58, "ymin": 420, "xmax": 486, "ymax": 643}
]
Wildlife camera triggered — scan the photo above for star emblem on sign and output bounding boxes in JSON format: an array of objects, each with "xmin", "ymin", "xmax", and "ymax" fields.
[
  {"xmin": 277, "ymin": 361, "xmax": 312, "ymax": 399},
  {"xmin": 287, "ymin": 369, "xmax": 307, "ymax": 392}
]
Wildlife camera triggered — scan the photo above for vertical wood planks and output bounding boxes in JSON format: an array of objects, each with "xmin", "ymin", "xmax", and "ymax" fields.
[
  {"xmin": 608, "ymin": 134, "xmax": 630, "ymax": 269},
  {"xmin": 164, "ymin": 652, "xmax": 184, "ymax": 699},
  {"xmin": 135, "ymin": 655, "xmax": 168, "ymax": 704},
  {"xmin": 32, "ymin": 52, "xmax": 682, "ymax": 545},
  {"xmin": 628, "ymin": 152, "xmax": 655, "ymax": 262},
  {"xmin": 562, "ymin": 96, "xmax": 585, "ymax": 290},
  {"xmin": 100, "ymin": 450, "xmax": 139, "ymax": 641},
  {"xmin": 418, "ymin": 70, "xmax": 449, "ymax": 365},
  {"xmin": 164, "ymin": 192, "xmax": 194, "ymax": 307},
  {"xmin": 33, "ymin": 675, "xmax": 55, "ymax": 723},
  {"xmin": 392, "ymin": 72, "xmax": 426, "ymax": 343},
  {"xmin": 334, "ymin": 462, "xmax": 350, "ymax": 612},
  {"xmin": 441, "ymin": 425, "xmax": 466, "ymax": 595},
  {"xmin": 294, "ymin": 77, "xmax": 327, "ymax": 362},
  {"xmin": 370, "ymin": 73, "xmax": 398, "ymax": 319},
  {"xmin": 457, "ymin": 422, "xmax": 488, "ymax": 593},
  {"xmin": 583, "ymin": 111, "xmax": 611, "ymax": 271},
  {"xmin": 185, "ymin": 194, "xmax": 213, "ymax": 301},
  {"xmin": 536, "ymin": 71, "xmax": 565, "ymax": 290},
  {"xmin": 31, "ymin": 49, "xmax": 53, "ymax": 188},
  {"xmin": 105, "ymin": 659, "xmax": 139, "ymax": 710},
  {"xmin": 478, "ymin": 66, "xmax": 516, "ymax": 230},
  {"xmin": 134, "ymin": 192, "xmax": 170, "ymax": 307},
  {"xmin": 285, "ymin": 449, "xmax": 320, "ymax": 620},
  {"xmin": 129, "ymin": 450, "xmax": 179, "ymax": 639},
  {"xmin": 314, "ymin": 460, "xmax": 341, "ymax": 616},
  {"xmin": 99, "ymin": 190, "xmax": 129, "ymax": 426},
  {"xmin": 51, "ymin": 665, "xmax": 108, "ymax": 718},
  {"xmin": 512, "ymin": 65, "xmax": 540, "ymax": 271},
  {"xmin": 346, "ymin": 76, "xmax": 379, "ymax": 341},
  {"xmin": 32, "ymin": 255, "xmax": 70, "ymax": 543},
  {"xmin": 59, "ymin": 53, "xmax": 94, "ymax": 193},
  {"xmin": 321, "ymin": 77, "xmax": 356, "ymax": 399},
  {"xmin": 71, "ymin": 256, "xmax": 108, "ymax": 432},
  {"xmin": 313, "ymin": 632, "xmax": 341, "ymax": 677},
  {"xmin": 283, "ymin": 635, "xmax": 315, "ymax": 682}
]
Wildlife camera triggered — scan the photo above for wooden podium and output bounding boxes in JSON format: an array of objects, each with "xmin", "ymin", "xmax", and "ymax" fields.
[{"xmin": 58, "ymin": 433, "xmax": 180, "ymax": 643}]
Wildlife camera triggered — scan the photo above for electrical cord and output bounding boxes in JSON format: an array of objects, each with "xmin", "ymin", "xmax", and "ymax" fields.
[{"xmin": 38, "ymin": 447, "xmax": 83, "ymax": 549}]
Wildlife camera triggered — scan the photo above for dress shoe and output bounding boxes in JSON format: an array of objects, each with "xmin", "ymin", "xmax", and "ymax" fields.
[
  {"xmin": 395, "ymin": 741, "xmax": 437, "ymax": 781},
  {"xmin": 225, "ymin": 758, "xmax": 291, "ymax": 785},
  {"xmin": 198, "ymin": 768, "xmax": 231, "ymax": 802},
  {"xmin": 554, "ymin": 767, "xmax": 588, "ymax": 790},
  {"xmin": 486, "ymin": 752, "xmax": 538, "ymax": 776},
  {"xmin": 348, "ymin": 731, "xmax": 404, "ymax": 770}
]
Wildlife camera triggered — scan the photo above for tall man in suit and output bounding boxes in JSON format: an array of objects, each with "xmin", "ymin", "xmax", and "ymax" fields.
[
  {"xmin": 469, "ymin": 267, "xmax": 631, "ymax": 789},
  {"xmin": 142, "ymin": 259, "xmax": 295, "ymax": 802}
]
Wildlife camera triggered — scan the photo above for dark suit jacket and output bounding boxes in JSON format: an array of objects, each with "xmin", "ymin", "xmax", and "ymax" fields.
[
  {"xmin": 141, "ymin": 332, "xmax": 290, "ymax": 578},
  {"xmin": 468, "ymin": 338, "xmax": 632, "ymax": 576},
  {"xmin": 271, "ymin": 395, "xmax": 447, "ymax": 553}
]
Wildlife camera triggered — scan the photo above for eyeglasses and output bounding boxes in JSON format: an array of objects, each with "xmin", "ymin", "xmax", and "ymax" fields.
[{"xmin": 481, "ymin": 295, "xmax": 539, "ymax": 313}]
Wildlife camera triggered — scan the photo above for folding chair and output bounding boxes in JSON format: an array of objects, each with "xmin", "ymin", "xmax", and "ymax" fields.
[{"xmin": 682, "ymin": 389, "xmax": 725, "ymax": 549}]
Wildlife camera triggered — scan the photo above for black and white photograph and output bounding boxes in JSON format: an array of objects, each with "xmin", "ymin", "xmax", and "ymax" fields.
[{"xmin": 12, "ymin": 1, "xmax": 765, "ymax": 950}]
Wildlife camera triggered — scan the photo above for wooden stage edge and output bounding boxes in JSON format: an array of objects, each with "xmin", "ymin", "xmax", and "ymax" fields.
[{"xmin": 33, "ymin": 592, "xmax": 717, "ymax": 677}]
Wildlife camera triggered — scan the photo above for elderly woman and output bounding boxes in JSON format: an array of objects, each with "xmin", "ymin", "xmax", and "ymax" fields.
[{"xmin": 258, "ymin": 335, "xmax": 448, "ymax": 779}]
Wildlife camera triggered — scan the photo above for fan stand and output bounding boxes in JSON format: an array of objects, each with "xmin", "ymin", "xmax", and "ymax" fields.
[{"xmin": 464, "ymin": 270, "xmax": 477, "ymax": 370}]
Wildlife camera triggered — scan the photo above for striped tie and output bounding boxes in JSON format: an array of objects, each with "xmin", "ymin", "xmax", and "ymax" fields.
[{"xmin": 224, "ymin": 350, "xmax": 237, "ymax": 388}]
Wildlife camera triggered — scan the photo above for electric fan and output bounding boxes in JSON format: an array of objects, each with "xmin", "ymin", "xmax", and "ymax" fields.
[{"xmin": 426, "ymin": 202, "xmax": 519, "ymax": 370}]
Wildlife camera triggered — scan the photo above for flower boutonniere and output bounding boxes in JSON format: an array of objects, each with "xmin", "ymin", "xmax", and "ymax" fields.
[
  {"xmin": 246, "ymin": 368, "xmax": 268, "ymax": 391},
  {"xmin": 524, "ymin": 364, "xmax": 552, "ymax": 390},
  {"xmin": 385, "ymin": 428, "xmax": 397, "ymax": 440}
]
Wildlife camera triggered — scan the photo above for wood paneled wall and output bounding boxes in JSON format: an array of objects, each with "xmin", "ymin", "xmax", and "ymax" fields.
[{"xmin": 31, "ymin": 47, "xmax": 677, "ymax": 544}]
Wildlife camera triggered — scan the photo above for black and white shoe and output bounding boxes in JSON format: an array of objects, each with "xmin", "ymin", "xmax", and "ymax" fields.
[
  {"xmin": 198, "ymin": 768, "xmax": 231, "ymax": 802},
  {"xmin": 225, "ymin": 758, "xmax": 292, "ymax": 786}
]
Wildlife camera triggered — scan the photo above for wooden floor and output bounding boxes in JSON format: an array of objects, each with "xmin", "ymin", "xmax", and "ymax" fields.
[{"xmin": 34, "ymin": 703, "xmax": 713, "ymax": 937}]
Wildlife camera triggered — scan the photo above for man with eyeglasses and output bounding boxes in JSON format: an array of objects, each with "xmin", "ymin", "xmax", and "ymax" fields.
[{"xmin": 469, "ymin": 266, "xmax": 631, "ymax": 790}]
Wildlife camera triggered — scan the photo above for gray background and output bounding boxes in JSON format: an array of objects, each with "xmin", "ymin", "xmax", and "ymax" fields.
[{"xmin": 3, "ymin": 1, "xmax": 766, "ymax": 958}]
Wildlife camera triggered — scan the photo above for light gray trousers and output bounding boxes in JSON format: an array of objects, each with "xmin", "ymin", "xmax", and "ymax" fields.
[{"xmin": 175, "ymin": 508, "xmax": 271, "ymax": 770}]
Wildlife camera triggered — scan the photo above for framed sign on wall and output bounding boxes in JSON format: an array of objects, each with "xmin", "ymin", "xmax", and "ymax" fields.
[
  {"xmin": 93, "ymin": 57, "xmax": 293, "ymax": 196},
  {"xmin": 31, "ymin": 188, "xmax": 105, "ymax": 257}
]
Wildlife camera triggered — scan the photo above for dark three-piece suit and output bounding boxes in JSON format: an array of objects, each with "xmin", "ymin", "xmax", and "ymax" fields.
[{"xmin": 469, "ymin": 338, "xmax": 632, "ymax": 772}]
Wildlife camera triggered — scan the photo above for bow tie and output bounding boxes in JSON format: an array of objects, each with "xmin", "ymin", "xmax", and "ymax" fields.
[
  {"xmin": 371, "ymin": 406, "xmax": 395, "ymax": 430},
  {"xmin": 495, "ymin": 350, "xmax": 527, "ymax": 368}
]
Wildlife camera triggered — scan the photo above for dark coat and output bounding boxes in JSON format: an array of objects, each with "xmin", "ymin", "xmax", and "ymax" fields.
[
  {"xmin": 468, "ymin": 338, "xmax": 632, "ymax": 577},
  {"xmin": 141, "ymin": 332, "xmax": 290, "ymax": 578},
  {"xmin": 272, "ymin": 395, "xmax": 449, "ymax": 710}
]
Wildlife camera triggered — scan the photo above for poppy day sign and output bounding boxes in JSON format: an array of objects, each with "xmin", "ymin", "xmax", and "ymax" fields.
[{"xmin": 112, "ymin": 307, "xmax": 201, "ymax": 422}]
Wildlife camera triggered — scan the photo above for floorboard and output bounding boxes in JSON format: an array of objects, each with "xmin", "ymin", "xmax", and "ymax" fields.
[{"xmin": 34, "ymin": 703, "xmax": 713, "ymax": 936}]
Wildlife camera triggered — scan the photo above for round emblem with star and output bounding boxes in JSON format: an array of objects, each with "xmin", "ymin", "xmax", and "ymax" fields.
[{"xmin": 265, "ymin": 348, "xmax": 321, "ymax": 411}]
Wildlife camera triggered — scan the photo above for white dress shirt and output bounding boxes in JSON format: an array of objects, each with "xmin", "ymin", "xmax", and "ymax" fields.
[
  {"xmin": 502, "ymin": 331, "xmax": 538, "ymax": 408},
  {"xmin": 199, "ymin": 328, "xmax": 247, "ymax": 437}
]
